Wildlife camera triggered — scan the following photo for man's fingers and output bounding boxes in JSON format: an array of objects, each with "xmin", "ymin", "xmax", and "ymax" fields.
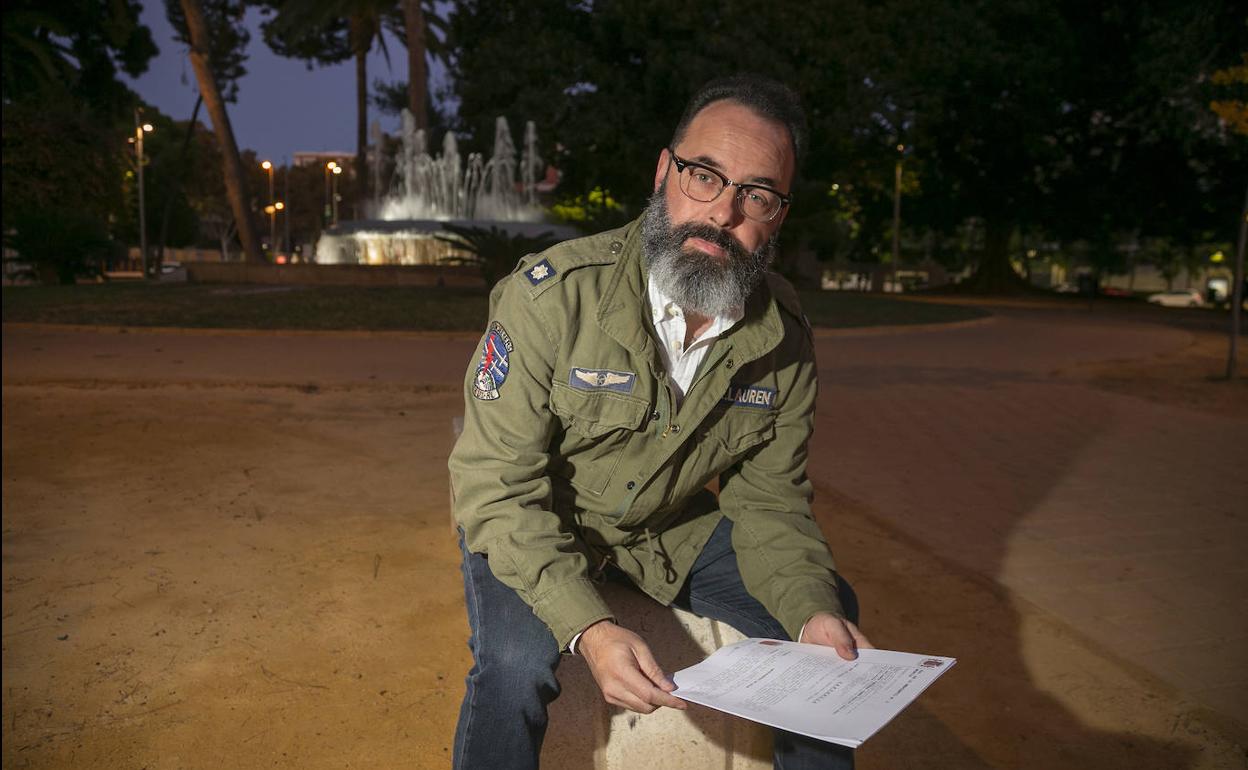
[
  {"xmin": 603, "ymin": 668, "xmax": 685, "ymax": 712},
  {"xmin": 848, "ymin": 621, "xmax": 874, "ymax": 649},
  {"xmin": 633, "ymin": 642, "xmax": 679, "ymax": 693},
  {"xmin": 581, "ymin": 624, "xmax": 686, "ymax": 713}
]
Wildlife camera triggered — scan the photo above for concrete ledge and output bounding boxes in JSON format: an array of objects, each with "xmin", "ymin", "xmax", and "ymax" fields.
[
  {"xmin": 544, "ymin": 583, "xmax": 772, "ymax": 769},
  {"xmin": 185, "ymin": 261, "xmax": 485, "ymax": 288}
]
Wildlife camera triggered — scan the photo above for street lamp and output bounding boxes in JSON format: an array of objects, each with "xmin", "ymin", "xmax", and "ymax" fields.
[
  {"xmin": 261, "ymin": 160, "xmax": 275, "ymax": 255},
  {"xmin": 332, "ymin": 164, "xmax": 343, "ymax": 226},
  {"xmin": 133, "ymin": 116, "xmax": 154, "ymax": 277},
  {"xmin": 891, "ymin": 143, "xmax": 906, "ymax": 292},
  {"xmin": 283, "ymin": 156, "xmax": 291, "ymax": 257},
  {"xmin": 324, "ymin": 161, "xmax": 338, "ymax": 227},
  {"xmin": 264, "ymin": 200, "xmax": 285, "ymax": 260}
]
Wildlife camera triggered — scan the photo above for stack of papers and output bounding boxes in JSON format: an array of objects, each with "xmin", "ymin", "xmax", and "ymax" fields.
[{"xmin": 672, "ymin": 639, "xmax": 955, "ymax": 748}]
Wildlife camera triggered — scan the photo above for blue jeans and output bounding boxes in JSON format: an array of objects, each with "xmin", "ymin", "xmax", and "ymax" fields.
[{"xmin": 453, "ymin": 516, "xmax": 859, "ymax": 770}]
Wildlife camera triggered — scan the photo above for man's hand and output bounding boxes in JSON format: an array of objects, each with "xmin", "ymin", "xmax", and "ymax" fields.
[
  {"xmin": 801, "ymin": 611, "xmax": 874, "ymax": 661},
  {"xmin": 578, "ymin": 620, "xmax": 687, "ymax": 714}
]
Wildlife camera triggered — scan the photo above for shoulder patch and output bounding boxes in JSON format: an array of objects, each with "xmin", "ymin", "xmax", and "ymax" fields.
[
  {"xmin": 471, "ymin": 321, "xmax": 514, "ymax": 401},
  {"xmin": 524, "ymin": 258, "xmax": 557, "ymax": 286}
]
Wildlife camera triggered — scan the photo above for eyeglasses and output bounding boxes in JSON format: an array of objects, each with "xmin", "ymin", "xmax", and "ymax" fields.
[{"xmin": 667, "ymin": 149, "xmax": 792, "ymax": 223}]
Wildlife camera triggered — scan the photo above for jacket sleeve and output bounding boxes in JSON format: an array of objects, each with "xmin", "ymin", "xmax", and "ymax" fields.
[
  {"xmin": 448, "ymin": 273, "xmax": 613, "ymax": 649},
  {"xmin": 717, "ymin": 328, "xmax": 844, "ymax": 641}
]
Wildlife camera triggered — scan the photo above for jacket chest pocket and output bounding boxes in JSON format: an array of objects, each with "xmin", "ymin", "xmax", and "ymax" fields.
[
  {"xmin": 700, "ymin": 407, "xmax": 776, "ymax": 463},
  {"xmin": 549, "ymin": 383, "xmax": 649, "ymax": 496}
]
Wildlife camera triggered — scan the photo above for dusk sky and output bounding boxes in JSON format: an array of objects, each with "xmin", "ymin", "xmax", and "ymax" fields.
[{"xmin": 122, "ymin": 1, "xmax": 435, "ymax": 164}]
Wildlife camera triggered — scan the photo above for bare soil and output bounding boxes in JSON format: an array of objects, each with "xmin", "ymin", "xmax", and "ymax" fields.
[{"xmin": 3, "ymin": 329, "xmax": 1246, "ymax": 768}]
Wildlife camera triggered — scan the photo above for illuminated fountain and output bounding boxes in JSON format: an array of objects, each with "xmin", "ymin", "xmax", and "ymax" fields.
[{"xmin": 316, "ymin": 111, "xmax": 574, "ymax": 266}]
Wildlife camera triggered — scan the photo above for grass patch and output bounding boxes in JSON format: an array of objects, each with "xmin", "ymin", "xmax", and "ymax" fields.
[
  {"xmin": 1, "ymin": 283, "xmax": 491, "ymax": 331},
  {"xmin": 3, "ymin": 283, "xmax": 987, "ymax": 331}
]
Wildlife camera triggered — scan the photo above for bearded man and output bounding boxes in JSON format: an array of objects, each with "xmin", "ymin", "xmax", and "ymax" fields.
[{"xmin": 449, "ymin": 73, "xmax": 871, "ymax": 770}]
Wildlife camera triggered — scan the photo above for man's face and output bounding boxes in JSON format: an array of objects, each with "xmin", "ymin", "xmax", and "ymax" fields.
[
  {"xmin": 641, "ymin": 100, "xmax": 795, "ymax": 317},
  {"xmin": 653, "ymin": 100, "xmax": 795, "ymax": 257}
]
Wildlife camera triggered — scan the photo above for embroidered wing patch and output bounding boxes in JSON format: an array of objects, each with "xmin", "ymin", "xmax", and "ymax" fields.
[
  {"xmin": 472, "ymin": 321, "xmax": 515, "ymax": 401},
  {"xmin": 569, "ymin": 368, "xmax": 636, "ymax": 394}
]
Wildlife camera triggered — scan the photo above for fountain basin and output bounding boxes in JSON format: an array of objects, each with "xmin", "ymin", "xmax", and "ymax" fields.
[{"xmin": 315, "ymin": 219, "xmax": 582, "ymax": 266}]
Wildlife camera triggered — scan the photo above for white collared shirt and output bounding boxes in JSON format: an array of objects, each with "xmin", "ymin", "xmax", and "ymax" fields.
[{"xmin": 646, "ymin": 279, "xmax": 743, "ymax": 406}]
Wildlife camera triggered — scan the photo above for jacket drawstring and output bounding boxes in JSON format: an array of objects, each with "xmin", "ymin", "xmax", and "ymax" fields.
[{"xmin": 640, "ymin": 527, "xmax": 678, "ymax": 584}]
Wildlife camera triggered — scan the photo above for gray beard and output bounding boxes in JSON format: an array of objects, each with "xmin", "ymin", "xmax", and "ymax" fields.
[{"xmin": 640, "ymin": 185, "xmax": 777, "ymax": 318}]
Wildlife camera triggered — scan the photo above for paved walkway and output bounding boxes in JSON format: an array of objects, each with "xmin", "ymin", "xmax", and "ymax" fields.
[
  {"xmin": 4, "ymin": 307, "xmax": 1245, "ymax": 732},
  {"xmin": 807, "ymin": 308, "xmax": 1247, "ymax": 729}
]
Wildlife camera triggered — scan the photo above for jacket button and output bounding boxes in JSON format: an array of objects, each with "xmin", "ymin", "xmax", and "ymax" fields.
[
  {"xmin": 626, "ymin": 481, "xmax": 636, "ymax": 490},
  {"xmin": 650, "ymin": 410, "xmax": 660, "ymax": 421},
  {"xmin": 610, "ymin": 241, "xmax": 623, "ymax": 254},
  {"xmin": 726, "ymin": 359, "xmax": 734, "ymax": 368},
  {"xmin": 671, "ymin": 424, "xmax": 681, "ymax": 434}
]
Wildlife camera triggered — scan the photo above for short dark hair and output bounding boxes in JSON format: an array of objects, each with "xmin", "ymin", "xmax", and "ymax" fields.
[{"xmin": 669, "ymin": 74, "xmax": 808, "ymax": 169}]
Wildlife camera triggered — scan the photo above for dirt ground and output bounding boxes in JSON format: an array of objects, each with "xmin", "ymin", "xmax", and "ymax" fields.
[{"xmin": 3, "ymin": 326, "xmax": 1246, "ymax": 769}]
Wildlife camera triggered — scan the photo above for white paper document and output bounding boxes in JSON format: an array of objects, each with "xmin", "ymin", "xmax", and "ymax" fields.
[{"xmin": 672, "ymin": 639, "xmax": 955, "ymax": 748}]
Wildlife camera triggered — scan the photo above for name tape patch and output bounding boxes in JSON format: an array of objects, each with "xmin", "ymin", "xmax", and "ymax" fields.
[
  {"xmin": 472, "ymin": 321, "xmax": 514, "ymax": 401},
  {"xmin": 569, "ymin": 367, "xmax": 636, "ymax": 393},
  {"xmin": 721, "ymin": 384, "xmax": 777, "ymax": 409}
]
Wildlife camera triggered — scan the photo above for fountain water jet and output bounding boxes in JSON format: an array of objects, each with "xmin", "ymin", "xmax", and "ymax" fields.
[{"xmin": 316, "ymin": 111, "xmax": 574, "ymax": 267}]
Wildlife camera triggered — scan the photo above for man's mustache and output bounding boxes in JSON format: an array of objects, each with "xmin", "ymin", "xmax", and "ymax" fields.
[{"xmin": 672, "ymin": 223, "xmax": 747, "ymax": 260}]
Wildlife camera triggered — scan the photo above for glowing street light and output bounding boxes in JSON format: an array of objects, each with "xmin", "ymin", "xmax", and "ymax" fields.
[
  {"xmin": 133, "ymin": 115, "xmax": 154, "ymax": 277},
  {"xmin": 261, "ymin": 160, "xmax": 276, "ymax": 255},
  {"xmin": 324, "ymin": 161, "xmax": 338, "ymax": 227},
  {"xmin": 331, "ymin": 164, "xmax": 343, "ymax": 226},
  {"xmin": 264, "ymin": 199, "xmax": 285, "ymax": 256}
]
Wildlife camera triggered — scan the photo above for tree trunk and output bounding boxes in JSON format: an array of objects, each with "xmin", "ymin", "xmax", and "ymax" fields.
[
  {"xmin": 350, "ymin": 14, "xmax": 370, "ymax": 217},
  {"xmin": 404, "ymin": 0, "xmax": 428, "ymax": 130},
  {"xmin": 179, "ymin": 0, "xmax": 263, "ymax": 264},
  {"xmin": 964, "ymin": 218, "xmax": 1029, "ymax": 293}
]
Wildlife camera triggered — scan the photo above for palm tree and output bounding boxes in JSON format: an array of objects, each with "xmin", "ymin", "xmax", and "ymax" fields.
[
  {"xmin": 261, "ymin": 0, "xmax": 397, "ymax": 214},
  {"xmin": 179, "ymin": 0, "xmax": 264, "ymax": 263}
]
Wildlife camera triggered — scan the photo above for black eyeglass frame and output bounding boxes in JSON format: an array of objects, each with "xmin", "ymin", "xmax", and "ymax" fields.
[{"xmin": 666, "ymin": 148, "xmax": 793, "ymax": 222}]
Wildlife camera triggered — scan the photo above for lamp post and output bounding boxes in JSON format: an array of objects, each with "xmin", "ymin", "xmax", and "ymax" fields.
[
  {"xmin": 891, "ymin": 143, "xmax": 908, "ymax": 292},
  {"xmin": 261, "ymin": 160, "xmax": 275, "ymax": 256},
  {"xmin": 134, "ymin": 115, "xmax": 154, "ymax": 277},
  {"xmin": 332, "ymin": 164, "xmax": 343, "ymax": 226},
  {"xmin": 324, "ymin": 161, "xmax": 337, "ymax": 227},
  {"xmin": 283, "ymin": 157, "xmax": 291, "ymax": 257},
  {"xmin": 264, "ymin": 202, "xmax": 284, "ymax": 260}
]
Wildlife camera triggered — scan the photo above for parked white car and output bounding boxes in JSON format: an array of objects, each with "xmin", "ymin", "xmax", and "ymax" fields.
[{"xmin": 1147, "ymin": 289, "xmax": 1203, "ymax": 308}]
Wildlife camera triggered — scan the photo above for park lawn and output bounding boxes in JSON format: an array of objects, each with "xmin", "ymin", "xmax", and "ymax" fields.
[{"xmin": 1, "ymin": 283, "xmax": 988, "ymax": 331}]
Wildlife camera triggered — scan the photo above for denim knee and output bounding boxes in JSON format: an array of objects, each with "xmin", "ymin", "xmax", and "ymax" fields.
[{"xmin": 469, "ymin": 628, "xmax": 561, "ymax": 695}]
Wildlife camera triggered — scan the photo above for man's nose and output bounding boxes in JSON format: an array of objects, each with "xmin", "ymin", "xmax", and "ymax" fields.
[{"xmin": 706, "ymin": 187, "xmax": 742, "ymax": 227}]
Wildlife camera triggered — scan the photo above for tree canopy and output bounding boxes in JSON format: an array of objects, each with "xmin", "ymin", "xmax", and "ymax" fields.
[{"xmin": 444, "ymin": 0, "xmax": 1247, "ymax": 289}]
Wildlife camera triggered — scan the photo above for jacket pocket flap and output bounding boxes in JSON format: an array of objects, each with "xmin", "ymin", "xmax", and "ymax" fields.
[
  {"xmin": 550, "ymin": 383, "xmax": 649, "ymax": 438},
  {"xmin": 717, "ymin": 412, "xmax": 776, "ymax": 454}
]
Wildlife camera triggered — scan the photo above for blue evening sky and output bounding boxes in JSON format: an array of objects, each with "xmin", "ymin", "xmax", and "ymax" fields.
[{"xmin": 122, "ymin": 1, "xmax": 422, "ymax": 163}]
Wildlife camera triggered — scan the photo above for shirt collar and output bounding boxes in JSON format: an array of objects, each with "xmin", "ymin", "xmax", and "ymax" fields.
[{"xmin": 646, "ymin": 277, "xmax": 744, "ymax": 334}]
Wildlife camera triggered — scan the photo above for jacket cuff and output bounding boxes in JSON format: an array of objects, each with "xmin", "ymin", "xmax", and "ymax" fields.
[
  {"xmin": 531, "ymin": 578, "xmax": 615, "ymax": 650},
  {"xmin": 777, "ymin": 582, "xmax": 844, "ymax": 642}
]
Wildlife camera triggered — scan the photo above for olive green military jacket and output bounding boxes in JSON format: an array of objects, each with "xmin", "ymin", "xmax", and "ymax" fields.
[{"xmin": 449, "ymin": 218, "xmax": 843, "ymax": 650}]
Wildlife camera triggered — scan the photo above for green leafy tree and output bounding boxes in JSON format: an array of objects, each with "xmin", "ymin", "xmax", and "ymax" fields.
[{"xmin": 1, "ymin": 0, "xmax": 156, "ymax": 283}]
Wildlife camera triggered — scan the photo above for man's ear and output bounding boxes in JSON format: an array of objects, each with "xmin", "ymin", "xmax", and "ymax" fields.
[{"xmin": 653, "ymin": 148, "xmax": 671, "ymax": 193}]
